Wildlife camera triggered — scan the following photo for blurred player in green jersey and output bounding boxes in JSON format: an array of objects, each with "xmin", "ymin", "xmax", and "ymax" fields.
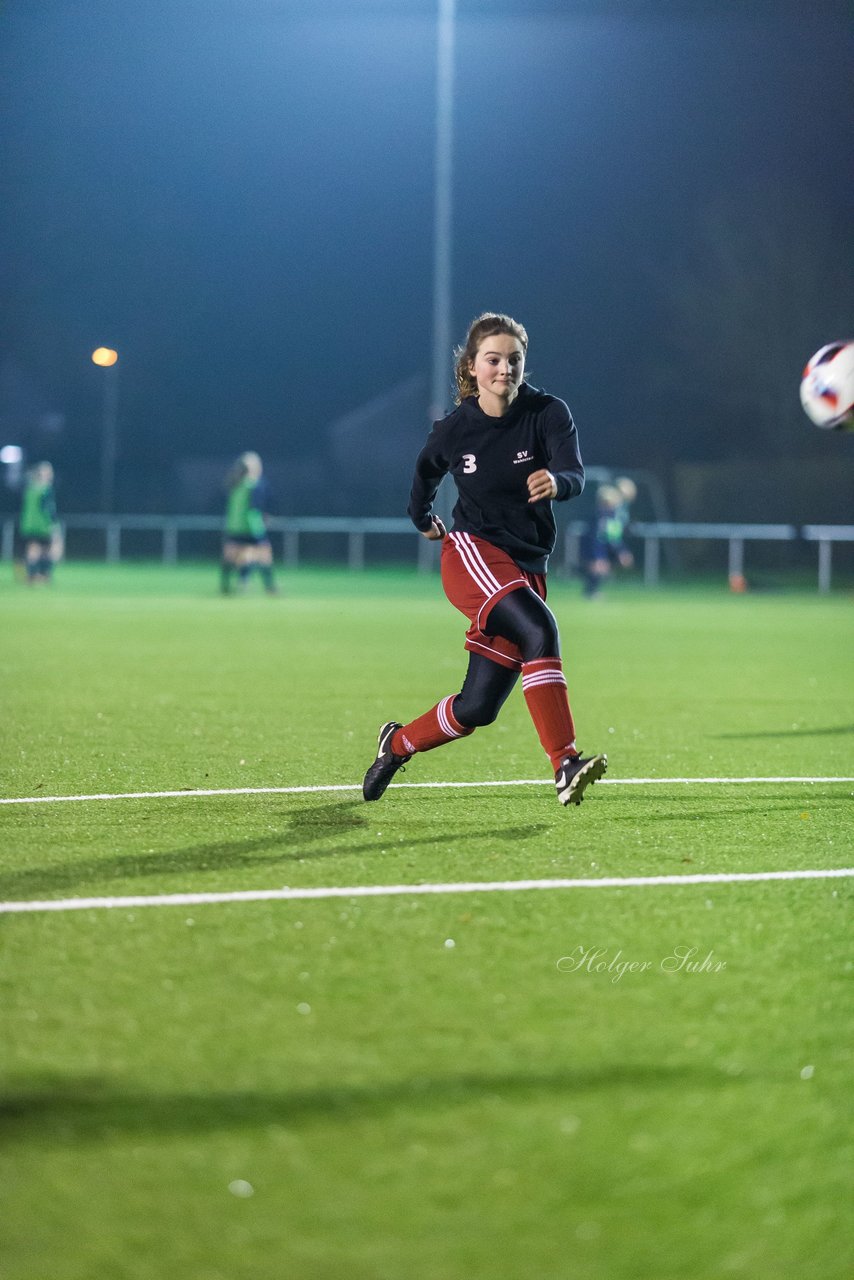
[
  {"xmin": 19, "ymin": 462, "xmax": 61, "ymax": 585},
  {"xmin": 220, "ymin": 452, "xmax": 277, "ymax": 595}
]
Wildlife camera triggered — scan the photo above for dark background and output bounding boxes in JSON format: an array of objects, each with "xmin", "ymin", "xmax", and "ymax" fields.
[{"xmin": 1, "ymin": 0, "xmax": 852, "ymax": 519}]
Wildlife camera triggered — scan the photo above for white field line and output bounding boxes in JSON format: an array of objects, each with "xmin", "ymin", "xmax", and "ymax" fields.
[
  {"xmin": 1, "ymin": 776, "xmax": 852, "ymax": 806},
  {"xmin": 1, "ymin": 868, "xmax": 852, "ymax": 915}
]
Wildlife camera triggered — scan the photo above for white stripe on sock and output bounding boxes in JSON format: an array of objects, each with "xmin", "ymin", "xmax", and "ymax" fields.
[
  {"xmin": 522, "ymin": 671, "xmax": 567, "ymax": 689},
  {"xmin": 437, "ymin": 695, "xmax": 464, "ymax": 739}
]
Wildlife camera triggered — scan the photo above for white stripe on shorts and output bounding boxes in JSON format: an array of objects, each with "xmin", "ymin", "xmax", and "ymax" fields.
[
  {"xmin": 449, "ymin": 532, "xmax": 527, "ymax": 634},
  {"xmin": 450, "ymin": 531, "xmax": 503, "ymax": 597}
]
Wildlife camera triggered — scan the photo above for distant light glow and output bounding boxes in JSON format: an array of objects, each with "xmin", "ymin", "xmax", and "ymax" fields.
[
  {"xmin": 0, "ymin": 445, "xmax": 24, "ymax": 464},
  {"xmin": 91, "ymin": 347, "xmax": 118, "ymax": 367}
]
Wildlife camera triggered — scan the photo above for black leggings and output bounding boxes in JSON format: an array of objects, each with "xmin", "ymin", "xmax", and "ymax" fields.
[
  {"xmin": 453, "ymin": 652, "xmax": 518, "ymax": 728},
  {"xmin": 486, "ymin": 586, "xmax": 561, "ymax": 660},
  {"xmin": 452, "ymin": 586, "xmax": 561, "ymax": 728}
]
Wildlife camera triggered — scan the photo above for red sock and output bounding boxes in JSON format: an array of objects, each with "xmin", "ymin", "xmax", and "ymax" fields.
[
  {"xmin": 391, "ymin": 696, "xmax": 474, "ymax": 756},
  {"xmin": 521, "ymin": 658, "xmax": 577, "ymax": 770}
]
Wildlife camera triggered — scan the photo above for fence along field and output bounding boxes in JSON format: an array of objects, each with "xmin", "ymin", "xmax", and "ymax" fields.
[{"xmin": 3, "ymin": 513, "xmax": 854, "ymax": 590}]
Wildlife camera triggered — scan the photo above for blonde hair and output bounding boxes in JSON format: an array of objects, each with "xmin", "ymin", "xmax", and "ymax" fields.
[
  {"xmin": 240, "ymin": 451, "xmax": 262, "ymax": 481},
  {"xmin": 453, "ymin": 312, "xmax": 528, "ymax": 404},
  {"xmin": 226, "ymin": 451, "xmax": 263, "ymax": 488},
  {"xmin": 596, "ymin": 485, "xmax": 622, "ymax": 510}
]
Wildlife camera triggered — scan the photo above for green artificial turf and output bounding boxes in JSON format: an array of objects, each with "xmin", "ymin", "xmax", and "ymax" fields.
[{"xmin": 1, "ymin": 563, "xmax": 852, "ymax": 1280}]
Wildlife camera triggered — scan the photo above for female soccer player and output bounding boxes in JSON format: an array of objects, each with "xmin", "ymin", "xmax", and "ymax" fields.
[
  {"xmin": 19, "ymin": 461, "xmax": 61, "ymax": 584},
  {"xmin": 579, "ymin": 477, "xmax": 636, "ymax": 599},
  {"xmin": 363, "ymin": 312, "xmax": 607, "ymax": 807},
  {"xmin": 220, "ymin": 451, "xmax": 277, "ymax": 595}
]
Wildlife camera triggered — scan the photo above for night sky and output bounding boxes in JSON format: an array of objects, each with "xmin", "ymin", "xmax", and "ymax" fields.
[{"xmin": 1, "ymin": 0, "xmax": 851, "ymax": 514}]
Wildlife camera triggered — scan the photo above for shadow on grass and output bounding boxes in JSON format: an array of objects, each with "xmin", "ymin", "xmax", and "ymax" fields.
[
  {"xmin": 713, "ymin": 723, "xmax": 854, "ymax": 739},
  {"xmin": 0, "ymin": 799, "xmax": 548, "ymax": 899},
  {"xmin": 603, "ymin": 794, "xmax": 852, "ymax": 823},
  {"xmin": 0, "ymin": 1062, "xmax": 732, "ymax": 1144},
  {"xmin": 599, "ymin": 787, "xmax": 851, "ymax": 816}
]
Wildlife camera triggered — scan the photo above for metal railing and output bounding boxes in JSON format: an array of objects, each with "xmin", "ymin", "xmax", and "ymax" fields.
[
  {"xmin": 801, "ymin": 525, "xmax": 854, "ymax": 594},
  {"xmin": 3, "ymin": 514, "xmax": 853, "ymax": 591},
  {"xmin": 1, "ymin": 514, "xmax": 437, "ymax": 573},
  {"xmin": 624, "ymin": 522, "xmax": 854, "ymax": 592},
  {"xmin": 626, "ymin": 522, "xmax": 797, "ymax": 587}
]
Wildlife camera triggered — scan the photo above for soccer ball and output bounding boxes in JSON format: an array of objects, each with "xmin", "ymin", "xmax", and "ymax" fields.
[{"xmin": 799, "ymin": 341, "xmax": 854, "ymax": 431}]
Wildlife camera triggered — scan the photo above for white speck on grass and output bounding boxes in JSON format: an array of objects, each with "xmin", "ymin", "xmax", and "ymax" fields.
[
  {"xmin": 228, "ymin": 1180, "xmax": 254, "ymax": 1198},
  {"xmin": 296, "ymin": 1002, "xmax": 312, "ymax": 1016},
  {"xmin": 444, "ymin": 938, "xmax": 455, "ymax": 949},
  {"xmin": 800, "ymin": 1065, "xmax": 815, "ymax": 1080}
]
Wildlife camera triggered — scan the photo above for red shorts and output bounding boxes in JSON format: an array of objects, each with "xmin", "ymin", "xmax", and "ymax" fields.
[{"xmin": 440, "ymin": 532, "xmax": 547, "ymax": 672}]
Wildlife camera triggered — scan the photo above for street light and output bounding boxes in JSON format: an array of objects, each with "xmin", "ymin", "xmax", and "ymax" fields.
[
  {"xmin": 431, "ymin": 0, "xmax": 455, "ymax": 523},
  {"xmin": 91, "ymin": 347, "xmax": 119, "ymax": 512},
  {"xmin": 431, "ymin": 0, "xmax": 455, "ymax": 423}
]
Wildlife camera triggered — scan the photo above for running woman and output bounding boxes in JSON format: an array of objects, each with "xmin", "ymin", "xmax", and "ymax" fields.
[{"xmin": 363, "ymin": 312, "xmax": 607, "ymax": 807}]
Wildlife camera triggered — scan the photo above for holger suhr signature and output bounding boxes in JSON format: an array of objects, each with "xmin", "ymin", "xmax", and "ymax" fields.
[{"xmin": 557, "ymin": 945, "xmax": 726, "ymax": 983}]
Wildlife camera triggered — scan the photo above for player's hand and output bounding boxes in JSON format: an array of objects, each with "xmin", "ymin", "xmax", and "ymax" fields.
[
  {"xmin": 422, "ymin": 517, "xmax": 447, "ymax": 541},
  {"xmin": 527, "ymin": 469, "xmax": 557, "ymax": 503}
]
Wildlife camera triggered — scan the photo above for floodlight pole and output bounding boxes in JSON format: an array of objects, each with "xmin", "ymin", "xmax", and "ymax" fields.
[
  {"xmin": 92, "ymin": 348, "xmax": 120, "ymax": 513},
  {"xmin": 430, "ymin": 0, "xmax": 455, "ymax": 524},
  {"xmin": 100, "ymin": 363, "xmax": 119, "ymax": 514}
]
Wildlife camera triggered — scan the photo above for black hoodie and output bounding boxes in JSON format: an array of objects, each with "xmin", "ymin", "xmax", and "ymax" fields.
[{"xmin": 407, "ymin": 382, "xmax": 585, "ymax": 573}]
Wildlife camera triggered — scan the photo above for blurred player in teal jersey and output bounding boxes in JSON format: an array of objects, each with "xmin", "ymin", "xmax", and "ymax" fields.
[
  {"xmin": 580, "ymin": 477, "xmax": 636, "ymax": 598},
  {"xmin": 220, "ymin": 452, "xmax": 277, "ymax": 595},
  {"xmin": 19, "ymin": 461, "xmax": 61, "ymax": 585}
]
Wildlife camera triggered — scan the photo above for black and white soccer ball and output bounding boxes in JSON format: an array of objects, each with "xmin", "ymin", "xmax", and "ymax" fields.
[{"xmin": 799, "ymin": 341, "xmax": 854, "ymax": 431}]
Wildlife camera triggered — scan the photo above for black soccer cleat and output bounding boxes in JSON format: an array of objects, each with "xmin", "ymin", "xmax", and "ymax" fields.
[
  {"xmin": 362, "ymin": 721, "xmax": 412, "ymax": 801},
  {"xmin": 555, "ymin": 753, "xmax": 608, "ymax": 806}
]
